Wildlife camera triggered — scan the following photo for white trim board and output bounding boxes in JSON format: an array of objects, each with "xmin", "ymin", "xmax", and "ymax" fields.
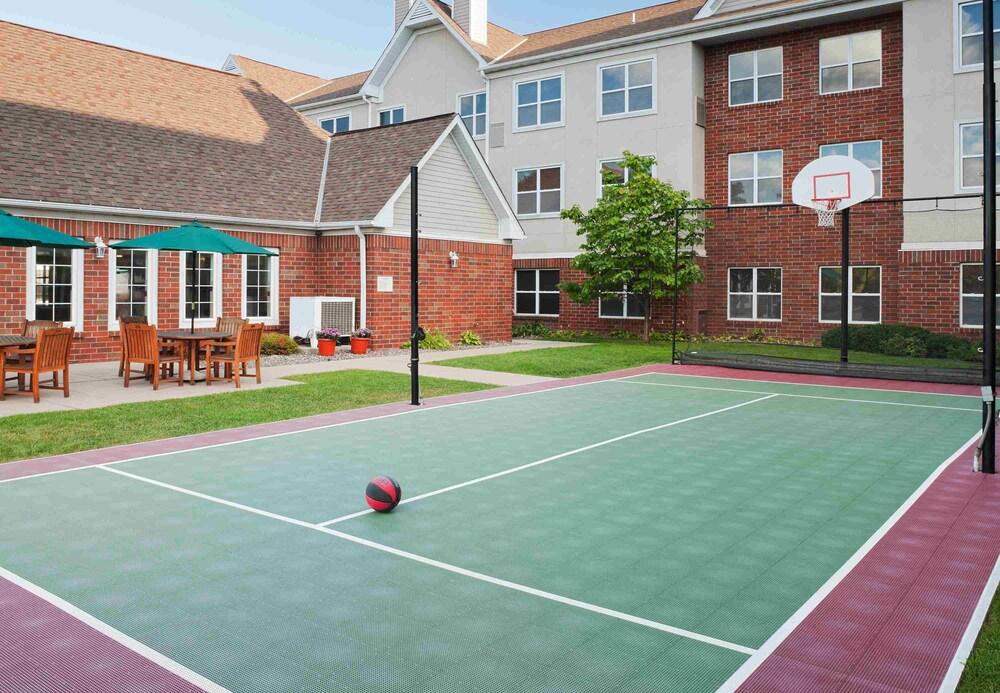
[{"xmin": 0, "ymin": 566, "xmax": 229, "ymax": 693}]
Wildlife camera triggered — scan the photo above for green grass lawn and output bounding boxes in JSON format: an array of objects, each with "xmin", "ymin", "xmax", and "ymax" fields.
[
  {"xmin": 436, "ymin": 339, "xmax": 977, "ymax": 378},
  {"xmin": 0, "ymin": 371, "xmax": 493, "ymax": 465},
  {"xmin": 961, "ymin": 593, "xmax": 1000, "ymax": 692}
]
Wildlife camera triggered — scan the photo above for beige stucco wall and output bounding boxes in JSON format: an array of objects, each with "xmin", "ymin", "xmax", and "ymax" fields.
[
  {"xmin": 487, "ymin": 41, "xmax": 704, "ymax": 257},
  {"xmin": 903, "ymin": 0, "xmax": 995, "ymax": 244}
]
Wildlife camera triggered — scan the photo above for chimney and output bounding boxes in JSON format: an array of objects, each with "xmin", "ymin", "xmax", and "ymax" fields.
[
  {"xmin": 395, "ymin": 0, "xmax": 414, "ymax": 29},
  {"xmin": 454, "ymin": 0, "xmax": 488, "ymax": 45}
]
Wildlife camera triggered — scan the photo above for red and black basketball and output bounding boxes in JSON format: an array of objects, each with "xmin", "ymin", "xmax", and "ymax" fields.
[{"xmin": 365, "ymin": 476, "xmax": 402, "ymax": 513}]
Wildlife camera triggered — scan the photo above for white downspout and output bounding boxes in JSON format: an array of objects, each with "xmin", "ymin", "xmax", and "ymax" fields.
[{"xmin": 353, "ymin": 225, "xmax": 367, "ymax": 328}]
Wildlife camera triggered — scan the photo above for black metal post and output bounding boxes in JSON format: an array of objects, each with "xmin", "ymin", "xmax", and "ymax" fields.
[
  {"xmin": 840, "ymin": 208, "xmax": 850, "ymax": 364},
  {"xmin": 671, "ymin": 212, "xmax": 681, "ymax": 365},
  {"xmin": 983, "ymin": 0, "xmax": 996, "ymax": 473},
  {"xmin": 409, "ymin": 166, "xmax": 420, "ymax": 406}
]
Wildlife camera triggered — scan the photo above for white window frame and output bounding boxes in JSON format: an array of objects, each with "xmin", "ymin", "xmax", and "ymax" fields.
[
  {"xmin": 598, "ymin": 287, "xmax": 645, "ymax": 320},
  {"xmin": 107, "ymin": 242, "xmax": 158, "ymax": 330},
  {"xmin": 457, "ymin": 90, "xmax": 488, "ymax": 140},
  {"xmin": 25, "ymin": 246, "xmax": 84, "ymax": 331},
  {"xmin": 513, "ymin": 164, "xmax": 564, "ymax": 219},
  {"xmin": 318, "ymin": 113, "xmax": 351, "ymax": 134},
  {"xmin": 727, "ymin": 267, "xmax": 783, "ymax": 322},
  {"xmin": 514, "ymin": 269, "xmax": 560, "ymax": 317},
  {"xmin": 728, "ymin": 47, "xmax": 783, "ymax": 106},
  {"xmin": 596, "ymin": 157, "xmax": 657, "ymax": 198},
  {"xmin": 241, "ymin": 249, "xmax": 280, "ymax": 326},
  {"xmin": 178, "ymin": 251, "xmax": 222, "ymax": 328},
  {"xmin": 378, "ymin": 105, "xmax": 406, "ymax": 126},
  {"xmin": 819, "ymin": 30, "xmax": 882, "ymax": 95},
  {"xmin": 956, "ymin": 0, "xmax": 1000, "ymax": 71},
  {"xmin": 728, "ymin": 150, "xmax": 784, "ymax": 206},
  {"xmin": 512, "ymin": 73, "xmax": 564, "ymax": 133},
  {"xmin": 819, "ymin": 140, "xmax": 883, "ymax": 198},
  {"xmin": 597, "ymin": 56, "xmax": 657, "ymax": 120},
  {"xmin": 818, "ymin": 265, "xmax": 882, "ymax": 324},
  {"xmin": 957, "ymin": 120, "xmax": 1000, "ymax": 191},
  {"xmin": 959, "ymin": 262, "xmax": 1000, "ymax": 328}
]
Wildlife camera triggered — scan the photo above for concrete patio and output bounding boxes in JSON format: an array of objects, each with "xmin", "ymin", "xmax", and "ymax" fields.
[{"xmin": 0, "ymin": 340, "xmax": 585, "ymax": 417}]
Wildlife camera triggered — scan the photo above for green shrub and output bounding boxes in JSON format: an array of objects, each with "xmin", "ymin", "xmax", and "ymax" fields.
[
  {"xmin": 260, "ymin": 333, "xmax": 300, "ymax": 356},
  {"xmin": 459, "ymin": 330, "xmax": 482, "ymax": 346},
  {"xmin": 400, "ymin": 329, "xmax": 453, "ymax": 350},
  {"xmin": 513, "ymin": 322, "xmax": 554, "ymax": 339},
  {"xmin": 820, "ymin": 324, "xmax": 977, "ymax": 361}
]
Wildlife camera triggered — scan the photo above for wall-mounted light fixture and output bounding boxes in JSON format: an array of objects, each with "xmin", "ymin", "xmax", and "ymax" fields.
[
  {"xmin": 448, "ymin": 251, "xmax": 459, "ymax": 268},
  {"xmin": 94, "ymin": 236, "xmax": 107, "ymax": 259}
]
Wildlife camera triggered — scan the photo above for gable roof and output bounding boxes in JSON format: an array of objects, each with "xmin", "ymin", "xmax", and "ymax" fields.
[
  {"xmin": 287, "ymin": 69, "xmax": 372, "ymax": 108},
  {"xmin": 426, "ymin": 0, "xmax": 524, "ymax": 62},
  {"xmin": 494, "ymin": 0, "xmax": 706, "ymax": 64},
  {"xmin": 319, "ymin": 114, "xmax": 455, "ymax": 223},
  {"xmin": 227, "ymin": 54, "xmax": 329, "ymax": 101}
]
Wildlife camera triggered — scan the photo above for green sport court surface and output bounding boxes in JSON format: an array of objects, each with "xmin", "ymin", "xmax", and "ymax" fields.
[{"xmin": 0, "ymin": 367, "xmax": 987, "ymax": 692}]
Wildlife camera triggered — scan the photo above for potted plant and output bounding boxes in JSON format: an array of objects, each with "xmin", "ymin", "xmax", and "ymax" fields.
[
  {"xmin": 315, "ymin": 327, "xmax": 340, "ymax": 357},
  {"xmin": 351, "ymin": 327, "xmax": 373, "ymax": 354}
]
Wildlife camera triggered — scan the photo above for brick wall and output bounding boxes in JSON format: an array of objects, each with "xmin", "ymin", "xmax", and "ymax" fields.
[{"xmin": 702, "ymin": 12, "xmax": 906, "ymax": 341}]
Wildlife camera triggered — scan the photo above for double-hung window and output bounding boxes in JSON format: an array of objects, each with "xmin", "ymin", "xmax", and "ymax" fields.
[
  {"xmin": 515, "ymin": 76, "xmax": 562, "ymax": 130},
  {"xmin": 959, "ymin": 121, "xmax": 1000, "ymax": 189},
  {"xmin": 819, "ymin": 266, "xmax": 881, "ymax": 324},
  {"xmin": 598, "ymin": 158, "xmax": 654, "ymax": 197},
  {"xmin": 29, "ymin": 247, "xmax": 83, "ymax": 329},
  {"xmin": 729, "ymin": 47, "xmax": 783, "ymax": 106},
  {"xmin": 729, "ymin": 150, "xmax": 783, "ymax": 205},
  {"xmin": 108, "ymin": 243, "xmax": 157, "ymax": 328},
  {"xmin": 181, "ymin": 252, "xmax": 221, "ymax": 326},
  {"xmin": 820, "ymin": 140, "xmax": 883, "ymax": 197},
  {"xmin": 600, "ymin": 59, "xmax": 654, "ymax": 117},
  {"xmin": 379, "ymin": 107, "xmax": 405, "ymax": 126},
  {"xmin": 515, "ymin": 166, "xmax": 562, "ymax": 217},
  {"xmin": 959, "ymin": 1, "xmax": 1000, "ymax": 68},
  {"xmin": 319, "ymin": 114, "xmax": 350, "ymax": 134},
  {"xmin": 728, "ymin": 268, "xmax": 782, "ymax": 321},
  {"xmin": 459, "ymin": 91, "xmax": 487, "ymax": 138},
  {"xmin": 243, "ymin": 250, "xmax": 279, "ymax": 325},
  {"xmin": 960, "ymin": 263, "xmax": 1000, "ymax": 327},
  {"xmin": 599, "ymin": 287, "xmax": 645, "ymax": 319},
  {"xmin": 819, "ymin": 31, "xmax": 881, "ymax": 94},
  {"xmin": 515, "ymin": 269, "xmax": 560, "ymax": 316}
]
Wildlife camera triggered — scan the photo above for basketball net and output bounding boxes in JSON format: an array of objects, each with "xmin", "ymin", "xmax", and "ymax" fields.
[{"xmin": 814, "ymin": 199, "xmax": 842, "ymax": 227}]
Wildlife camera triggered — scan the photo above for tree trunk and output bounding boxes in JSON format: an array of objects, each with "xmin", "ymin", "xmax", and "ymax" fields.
[{"xmin": 643, "ymin": 291, "xmax": 652, "ymax": 343}]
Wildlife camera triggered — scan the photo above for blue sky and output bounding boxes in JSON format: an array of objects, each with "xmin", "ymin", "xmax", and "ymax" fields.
[{"xmin": 3, "ymin": 0, "xmax": 660, "ymax": 78}]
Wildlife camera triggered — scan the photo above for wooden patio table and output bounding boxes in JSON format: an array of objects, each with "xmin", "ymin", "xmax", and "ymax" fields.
[{"xmin": 157, "ymin": 330, "xmax": 230, "ymax": 385}]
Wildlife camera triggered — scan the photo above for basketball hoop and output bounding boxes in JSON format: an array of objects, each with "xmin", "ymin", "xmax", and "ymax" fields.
[{"xmin": 813, "ymin": 198, "xmax": 842, "ymax": 228}]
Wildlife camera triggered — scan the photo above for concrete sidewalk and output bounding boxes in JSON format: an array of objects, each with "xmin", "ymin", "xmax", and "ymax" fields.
[{"xmin": 0, "ymin": 340, "xmax": 585, "ymax": 417}]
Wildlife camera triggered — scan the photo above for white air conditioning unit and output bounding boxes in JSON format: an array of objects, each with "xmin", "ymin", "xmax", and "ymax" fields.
[{"xmin": 289, "ymin": 297, "xmax": 356, "ymax": 347}]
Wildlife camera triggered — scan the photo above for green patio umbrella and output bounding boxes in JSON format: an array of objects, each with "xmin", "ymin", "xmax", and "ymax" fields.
[
  {"xmin": 0, "ymin": 209, "xmax": 94, "ymax": 248},
  {"xmin": 114, "ymin": 221, "xmax": 276, "ymax": 333}
]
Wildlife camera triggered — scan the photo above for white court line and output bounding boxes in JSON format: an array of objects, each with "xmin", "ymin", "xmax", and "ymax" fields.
[
  {"xmin": 0, "ymin": 375, "xmax": 644, "ymax": 487},
  {"xmin": 318, "ymin": 393, "xmax": 779, "ymax": 526},
  {"xmin": 938, "ymin": 555, "xmax": 1000, "ymax": 693},
  {"xmin": 98, "ymin": 465, "xmax": 756, "ymax": 657},
  {"xmin": 0, "ymin": 565, "xmax": 230, "ymax": 693},
  {"xmin": 619, "ymin": 379, "xmax": 980, "ymax": 412},
  {"xmin": 625, "ymin": 370, "xmax": 980, "ymax": 399},
  {"xmin": 715, "ymin": 431, "xmax": 981, "ymax": 693}
]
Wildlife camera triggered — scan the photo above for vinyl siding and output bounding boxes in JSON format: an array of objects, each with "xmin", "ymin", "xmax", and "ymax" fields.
[{"xmin": 393, "ymin": 133, "xmax": 499, "ymax": 238}]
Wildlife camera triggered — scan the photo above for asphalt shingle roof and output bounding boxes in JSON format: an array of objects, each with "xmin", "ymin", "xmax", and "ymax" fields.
[{"xmin": 230, "ymin": 55, "xmax": 329, "ymax": 102}]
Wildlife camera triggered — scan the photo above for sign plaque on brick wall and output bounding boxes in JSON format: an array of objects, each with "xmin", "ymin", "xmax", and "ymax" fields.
[{"xmin": 377, "ymin": 276, "xmax": 394, "ymax": 292}]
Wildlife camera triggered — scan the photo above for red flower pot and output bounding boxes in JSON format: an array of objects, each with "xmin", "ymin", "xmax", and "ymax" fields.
[
  {"xmin": 317, "ymin": 339, "xmax": 336, "ymax": 357},
  {"xmin": 350, "ymin": 338, "xmax": 370, "ymax": 355}
]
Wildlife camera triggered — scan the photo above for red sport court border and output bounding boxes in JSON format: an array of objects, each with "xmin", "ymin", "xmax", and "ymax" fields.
[{"xmin": 0, "ymin": 364, "xmax": 998, "ymax": 693}]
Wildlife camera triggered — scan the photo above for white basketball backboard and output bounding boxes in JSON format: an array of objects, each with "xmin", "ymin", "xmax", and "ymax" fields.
[{"xmin": 792, "ymin": 155, "xmax": 876, "ymax": 212}]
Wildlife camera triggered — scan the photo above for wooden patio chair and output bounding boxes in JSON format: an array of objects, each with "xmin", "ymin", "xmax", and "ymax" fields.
[
  {"xmin": 5, "ymin": 319, "xmax": 62, "ymax": 389},
  {"xmin": 0, "ymin": 327, "xmax": 74, "ymax": 403},
  {"xmin": 122, "ymin": 323, "xmax": 183, "ymax": 390},
  {"xmin": 208, "ymin": 316, "xmax": 247, "ymax": 375},
  {"xmin": 117, "ymin": 315, "xmax": 149, "ymax": 377},
  {"xmin": 204, "ymin": 322, "xmax": 263, "ymax": 389}
]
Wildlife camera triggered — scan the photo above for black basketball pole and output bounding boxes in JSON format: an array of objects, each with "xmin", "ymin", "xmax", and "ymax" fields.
[
  {"xmin": 409, "ymin": 166, "xmax": 420, "ymax": 406},
  {"xmin": 983, "ymin": 0, "xmax": 996, "ymax": 473},
  {"xmin": 840, "ymin": 208, "xmax": 850, "ymax": 364}
]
